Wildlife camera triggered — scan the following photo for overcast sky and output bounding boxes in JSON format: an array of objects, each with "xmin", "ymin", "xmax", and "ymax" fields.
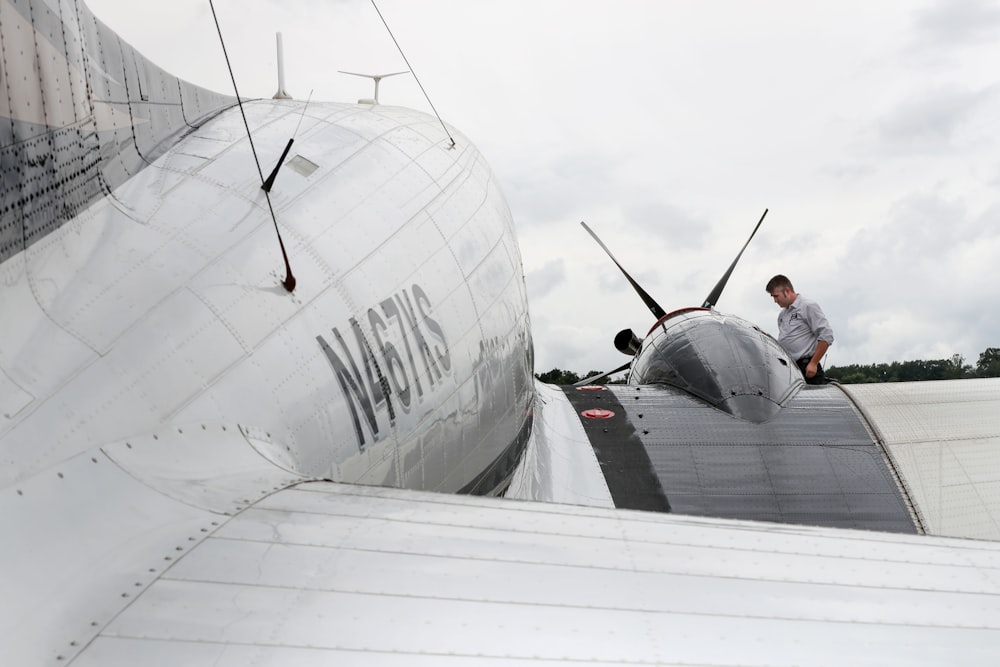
[{"xmin": 88, "ymin": 0, "xmax": 1000, "ymax": 375}]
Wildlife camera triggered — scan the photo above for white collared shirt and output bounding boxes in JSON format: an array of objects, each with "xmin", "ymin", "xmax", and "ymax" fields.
[{"xmin": 777, "ymin": 294, "xmax": 834, "ymax": 361}]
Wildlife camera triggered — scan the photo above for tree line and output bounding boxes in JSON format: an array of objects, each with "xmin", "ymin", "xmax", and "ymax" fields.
[
  {"xmin": 536, "ymin": 347, "xmax": 1000, "ymax": 385},
  {"xmin": 826, "ymin": 347, "xmax": 1000, "ymax": 383}
]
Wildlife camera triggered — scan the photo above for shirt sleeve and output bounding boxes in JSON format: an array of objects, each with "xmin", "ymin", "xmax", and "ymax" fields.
[{"xmin": 803, "ymin": 300, "xmax": 834, "ymax": 345}]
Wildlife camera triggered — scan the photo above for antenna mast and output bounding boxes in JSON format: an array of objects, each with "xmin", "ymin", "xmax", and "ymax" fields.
[{"xmin": 273, "ymin": 32, "xmax": 292, "ymax": 100}]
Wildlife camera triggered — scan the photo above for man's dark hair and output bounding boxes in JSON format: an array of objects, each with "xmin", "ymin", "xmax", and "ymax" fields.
[{"xmin": 765, "ymin": 274, "xmax": 794, "ymax": 293}]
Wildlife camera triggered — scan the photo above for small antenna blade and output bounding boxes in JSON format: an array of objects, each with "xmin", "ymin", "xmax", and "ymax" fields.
[
  {"xmin": 581, "ymin": 221, "xmax": 667, "ymax": 320},
  {"xmin": 262, "ymin": 138, "xmax": 294, "ymax": 193},
  {"xmin": 701, "ymin": 208, "xmax": 768, "ymax": 308}
]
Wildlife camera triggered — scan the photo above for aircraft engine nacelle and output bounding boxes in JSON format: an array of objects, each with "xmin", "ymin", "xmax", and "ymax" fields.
[{"xmin": 628, "ymin": 308, "xmax": 803, "ymax": 423}]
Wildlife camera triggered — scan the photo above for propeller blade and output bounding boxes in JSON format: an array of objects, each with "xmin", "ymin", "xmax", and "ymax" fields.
[
  {"xmin": 701, "ymin": 208, "xmax": 768, "ymax": 309},
  {"xmin": 581, "ymin": 221, "xmax": 667, "ymax": 320},
  {"xmin": 573, "ymin": 361, "xmax": 632, "ymax": 387}
]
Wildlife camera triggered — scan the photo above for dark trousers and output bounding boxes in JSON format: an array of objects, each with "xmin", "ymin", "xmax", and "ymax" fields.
[{"xmin": 796, "ymin": 358, "xmax": 826, "ymax": 385}]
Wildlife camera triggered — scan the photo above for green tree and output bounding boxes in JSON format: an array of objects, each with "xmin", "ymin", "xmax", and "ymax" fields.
[
  {"xmin": 976, "ymin": 348, "xmax": 1000, "ymax": 377},
  {"xmin": 535, "ymin": 368, "xmax": 612, "ymax": 385},
  {"xmin": 828, "ymin": 353, "xmax": 976, "ymax": 383},
  {"xmin": 949, "ymin": 354, "xmax": 973, "ymax": 378},
  {"xmin": 535, "ymin": 368, "xmax": 582, "ymax": 384}
]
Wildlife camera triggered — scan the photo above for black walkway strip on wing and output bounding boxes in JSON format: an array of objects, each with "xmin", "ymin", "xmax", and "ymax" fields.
[{"xmin": 561, "ymin": 386, "xmax": 670, "ymax": 512}]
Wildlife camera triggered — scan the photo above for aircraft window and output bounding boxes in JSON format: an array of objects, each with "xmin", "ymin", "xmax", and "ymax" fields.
[{"xmin": 288, "ymin": 155, "xmax": 319, "ymax": 177}]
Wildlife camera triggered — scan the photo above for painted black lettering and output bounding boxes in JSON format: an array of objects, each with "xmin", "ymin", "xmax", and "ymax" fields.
[
  {"xmin": 382, "ymin": 297, "xmax": 423, "ymax": 399},
  {"xmin": 350, "ymin": 317, "xmax": 395, "ymax": 422},
  {"xmin": 414, "ymin": 283, "xmax": 451, "ymax": 372},
  {"xmin": 399, "ymin": 289, "xmax": 441, "ymax": 383},
  {"xmin": 317, "ymin": 330, "xmax": 377, "ymax": 451},
  {"xmin": 369, "ymin": 307, "xmax": 411, "ymax": 410}
]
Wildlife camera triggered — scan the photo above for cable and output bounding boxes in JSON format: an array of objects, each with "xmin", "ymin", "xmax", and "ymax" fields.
[
  {"xmin": 370, "ymin": 0, "xmax": 456, "ymax": 149},
  {"xmin": 209, "ymin": 0, "xmax": 296, "ymax": 291}
]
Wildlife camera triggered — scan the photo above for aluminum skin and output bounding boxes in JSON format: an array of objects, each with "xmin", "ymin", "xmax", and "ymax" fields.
[
  {"xmin": 0, "ymin": 1, "xmax": 534, "ymax": 497},
  {"xmin": 629, "ymin": 307, "xmax": 802, "ymax": 423}
]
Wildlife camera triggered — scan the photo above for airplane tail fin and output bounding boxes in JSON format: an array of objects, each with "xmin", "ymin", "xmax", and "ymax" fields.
[{"xmin": 0, "ymin": 0, "xmax": 234, "ymax": 265}]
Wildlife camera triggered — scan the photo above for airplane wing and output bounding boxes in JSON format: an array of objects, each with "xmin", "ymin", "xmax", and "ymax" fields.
[
  {"xmin": 9, "ymin": 376, "xmax": 1000, "ymax": 664},
  {"xmin": 9, "ymin": 435, "xmax": 1000, "ymax": 665},
  {"xmin": 546, "ymin": 381, "xmax": 918, "ymax": 530},
  {"xmin": 842, "ymin": 379, "xmax": 1000, "ymax": 539},
  {"xmin": 512, "ymin": 378, "xmax": 1000, "ymax": 542}
]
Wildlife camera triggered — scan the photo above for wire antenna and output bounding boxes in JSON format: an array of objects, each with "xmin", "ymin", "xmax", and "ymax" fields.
[
  {"xmin": 370, "ymin": 0, "xmax": 456, "ymax": 149},
  {"xmin": 294, "ymin": 89, "xmax": 314, "ymax": 137},
  {"xmin": 209, "ymin": 0, "xmax": 296, "ymax": 292}
]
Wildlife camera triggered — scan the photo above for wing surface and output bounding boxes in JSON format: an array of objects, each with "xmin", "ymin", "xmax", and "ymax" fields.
[
  {"xmin": 7, "ymin": 410, "xmax": 1000, "ymax": 665},
  {"xmin": 842, "ymin": 378, "xmax": 1000, "ymax": 540},
  {"xmin": 523, "ymin": 378, "xmax": 1000, "ymax": 542},
  {"xmin": 506, "ymin": 382, "xmax": 615, "ymax": 507},
  {"xmin": 69, "ymin": 482, "xmax": 1000, "ymax": 665},
  {"xmin": 2, "ymin": 423, "xmax": 311, "ymax": 665},
  {"xmin": 549, "ymin": 382, "xmax": 918, "ymax": 531}
]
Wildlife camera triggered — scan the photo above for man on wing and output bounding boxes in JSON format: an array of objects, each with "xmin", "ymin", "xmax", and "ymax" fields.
[{"xmin": 766, "ymin": 274, "xmax": 834, "ymax": 385}]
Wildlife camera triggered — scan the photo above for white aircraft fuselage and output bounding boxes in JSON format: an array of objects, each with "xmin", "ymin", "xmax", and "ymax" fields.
[{"xmin": 0, "ymin": 0, "xmax": 533, "ymax": 495}]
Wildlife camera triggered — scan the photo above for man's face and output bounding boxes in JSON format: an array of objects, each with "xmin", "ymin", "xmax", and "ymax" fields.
[{"xmin": 770, "ymin": 287, "xmax": 794, "ymax": 308}]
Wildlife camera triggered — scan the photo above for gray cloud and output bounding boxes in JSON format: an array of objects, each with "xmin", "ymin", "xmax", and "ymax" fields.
[
  {"xmin": 912, "ymin": 0, "xmax": 1000, "ymax": 46},
  {"xmin": 525, "ymin": 259, "xmax": 567, "ymax": 301},
  {"xmin": 502, "ymin": 152, "xmax": 617, "ymax": 228},
  {"xmin": 874, "ymin": 86, "xmax": 995, "ymax": 155},
  {"xmin": 822, "ymin": 191, "xmax": 1000, "ymax": 363},
  {"xmin": 623, "ymin": 200, "xmax": 709, "ymax": 250},
  {"xmin": 845, "ymin": 193, "xmax": 969, "ymax": 271}
]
